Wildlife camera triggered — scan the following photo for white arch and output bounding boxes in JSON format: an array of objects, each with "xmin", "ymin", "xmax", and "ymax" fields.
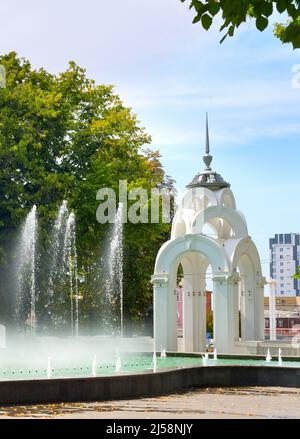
[
  {"xmin": 216, "ymin": 187, "xmax": 237, "ymax": 209},
  {"xmin": 154, "ymin": 235, "xmax": 229, "ymax": 276},
  {"xmin": 229, "ymin": 237, "xmax": 264, "ymax": 341},
  {"xmin": 171, "ymin": 210, "xmax": 191, "ymax": 239},
  {"xmin": 179, "ymin": 187, "xmax": 218, "ymax": 211},
  {"xmin": 192, "ymin": 205, "xmax": 248, "ymax": 238},
  {"xmin": 179, "ymin": 252, "xmax": 208, "ymax": 352},
  {"xmin": 153, "ymin": 235, "xmax": 228, "ymax": 353},
  {"xmin": 230, "ymin": 237, "xmax": 262, "ymax": 275}
]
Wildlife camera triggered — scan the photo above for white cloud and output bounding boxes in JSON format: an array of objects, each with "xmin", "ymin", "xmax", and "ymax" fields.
[
  {"xmin": 0, "ymin": 0, "xmax": 218, "ymax": 74},
  {"xmin": 119, "ymin": 77, "xmax": 299, "ymax": 110}
]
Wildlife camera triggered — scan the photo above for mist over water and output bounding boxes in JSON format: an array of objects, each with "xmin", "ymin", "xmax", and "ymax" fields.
[
  {"xmin": 0, "ymin": 199, "xmax": 155, "ymax": 380},
  {"xmin": 2, "ymin": 201, "xmax": 129, "ymax": 346},
  {"xmin": 0, "ymin": 336, "xmax": 152, "ymax": 372}
]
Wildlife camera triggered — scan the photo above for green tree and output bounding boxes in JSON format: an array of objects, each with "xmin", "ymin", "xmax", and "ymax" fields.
[
  {"xmin": 0, "ymin": 52, "xmax": 174, "ymax": 331},
  {"xmin": 293, "ymin": 267, "xmax": 300, "ymax": 279},
  {"xmin": 206, "ymin": 310, "xmax": 214, "ymax": 336},
  {"xmin": 180, "ymin": 0, "xmax": 300, "ymax": 48}
]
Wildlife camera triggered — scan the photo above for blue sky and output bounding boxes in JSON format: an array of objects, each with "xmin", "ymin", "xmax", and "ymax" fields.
[{"xmin": 1, "ymin": 0, "xmax": 300, "ymax": 279}]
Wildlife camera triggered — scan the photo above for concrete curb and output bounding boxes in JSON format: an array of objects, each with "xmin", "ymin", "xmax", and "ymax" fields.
[{"xmin": 0, "ymin": 365, "xmax": 300, "ymax": 406}]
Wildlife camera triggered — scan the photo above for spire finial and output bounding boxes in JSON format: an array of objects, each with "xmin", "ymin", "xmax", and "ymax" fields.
[
  {"xmin": 206, "ymin": 112, "xmax": 210, "ymax": 154},
  {"xmin": 203, "ymin": 113, "xmax": 213, "ymax": 171}
]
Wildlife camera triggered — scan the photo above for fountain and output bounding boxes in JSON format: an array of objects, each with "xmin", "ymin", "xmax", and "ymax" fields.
[
  {"xmin": 4, "ymin": 200, "xmax": 300, "ymax": 407},
  {"xmin": 266, "ymin": 349, "xmax": 272, "ymax": 362},
  {"xmin": 92, "ymin": 355, "xmax": 97, "ymax": 377},
  {"xmin": 152, "ymin": 352, "xmax": 157, "ymax": 371},
  {"xmin": 278, "ymin": 348, "xmax": 283, "ymax": 366},
  {"xmin": 14, "ymin": 201, "xmax": 80, "ymax": 336},
  {"xmin": 0, "ymin": 325, "xmax": 6, "ymax": 349},
  {"xmin": 202, "ymin": 353, "xmax": 209, "ymax": 364},
  {"xmin": 63, "ymin": 212, "xmax": 79, "ymax": 336},
  {"xmin": 115, "ymin": 356, "xmax": 122, "ymax": 373},
  {"xmin": 46, "ymin": 200, "xmax": 69, "ymax": 324},
  {"xmin": 16, "ymin": 205, "xmax": 38, "ymax": 335},
  {"xmin": 105, "ymin": 203, "xmax": 124, "ymax": 336},
  {"xmin": 160, "ymin": 346, "xmax": 167, "ymax": 359}
]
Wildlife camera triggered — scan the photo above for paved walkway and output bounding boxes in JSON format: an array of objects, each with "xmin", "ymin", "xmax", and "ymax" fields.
[{"xmin": 0, "ymin": 387, "xmax": 300, "ymax": 419}]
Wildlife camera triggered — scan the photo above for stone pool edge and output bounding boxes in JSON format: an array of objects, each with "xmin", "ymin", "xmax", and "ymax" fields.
[{"xmin": 0, "ymin": 365, "xmax": 300, "ymax": 406}]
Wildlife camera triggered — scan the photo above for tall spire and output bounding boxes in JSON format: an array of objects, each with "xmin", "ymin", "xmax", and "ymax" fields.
[
  {"xmin": 203, "ymin": 112, "xmax": 213, "ymax": 171},
  {"xmin": 186, "ymin": 113, "xmax": 230, "ymax": 190},
  {"xmin": 205, "ymin": 112, "xmax": 210, "ymax": 154}
]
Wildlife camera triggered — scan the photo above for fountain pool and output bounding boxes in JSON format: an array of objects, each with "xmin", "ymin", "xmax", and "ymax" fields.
[
  {"xmin": 1, "ymin": 342, "xmax": 300, "ymax": 406},
  {"xmin": 3, "ymin": 202, "xmax": 300, "ymax": 408},
  {"xmin": 1, "ymin": 350, "xmax": 300, "ymax": 382}
]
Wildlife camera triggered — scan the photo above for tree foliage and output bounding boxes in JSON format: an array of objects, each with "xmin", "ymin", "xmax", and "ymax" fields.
[
  {"xmin": 180, "ymin": 0, "xmax": 300, "ymax": 48},
  {"xmin": 0, "ymin": 52, "xmax": 174, "ymax": 333},
  {"xmin": 293, "ymin": 267, "xmax": 300, "ymax": 279},
  {"xmin": 206, "ymin": 310, "xmax": 213, "ymax": 335}
]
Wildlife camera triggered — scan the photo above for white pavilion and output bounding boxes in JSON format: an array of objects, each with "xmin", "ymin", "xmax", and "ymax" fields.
[{"xmin": 152, "ymin": 115, "xmax": 266, "ymax": 354}]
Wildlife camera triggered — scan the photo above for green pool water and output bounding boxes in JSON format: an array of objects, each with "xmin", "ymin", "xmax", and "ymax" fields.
[{"xmin": 1, "ymin": 355, "xmax": 300, "ymax": 382}]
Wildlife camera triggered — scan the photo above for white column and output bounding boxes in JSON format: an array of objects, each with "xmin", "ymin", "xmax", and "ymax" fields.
[
  {"xmin": 183, "ymin": 274, "xmax": 194, "ymax": 352},
  {"xmin": 198, "ymin": 291, "xmax": 207, "ymax": 351},
  {"xmin": 152, "ymin": 275, "xmax": 168, "ymax": 352},
  {"xmin": 269, "ymin": 279, "xmax": 277, "ymax": 341},
  {"xmin": 192, "ymin": 291, "xmax": 200, "ymax": 351},
  {"xmin": 194, "ymin": 276, "xmax": 206, "ymax": 352},
  {"xmin": 240, "ymin": 274, "xmax": 255, "ymax": 341},
  {"xmin": 255, "ymin": 276, "xmax": 266, "ymax": 340},
  {"xmin": 231, "ymin": 275, "xmax": 240, "ymax": 342},
  {"xmin": 213, "ymin": 274, "xmax": 237, "ymax": 353},
  {"xmin": 167, "ymin": 285, "xmax": 178, "ymax": 351},
  {"xmin": 184, "ymin": 272, "xmax": 207, "ymax": 353}
]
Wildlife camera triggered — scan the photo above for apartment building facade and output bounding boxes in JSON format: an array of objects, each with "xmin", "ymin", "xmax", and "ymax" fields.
[{"xmin": 269, "ymin": 233, "xmax": 300, "ymax": 296}]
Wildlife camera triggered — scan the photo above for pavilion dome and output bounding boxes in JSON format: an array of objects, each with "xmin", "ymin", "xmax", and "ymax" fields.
[
  {"xmin": 186, "ymin": 113, "xmax": 230, "ymax": 191},
  {"xmin": 186, "ymin": 169, "xmax": 230, "ymax": 191}
]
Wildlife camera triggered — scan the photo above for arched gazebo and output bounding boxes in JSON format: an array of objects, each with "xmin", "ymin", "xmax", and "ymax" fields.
[{"xmin": 152, "ymin": 115, "xmax": 266, "ymax": 353}]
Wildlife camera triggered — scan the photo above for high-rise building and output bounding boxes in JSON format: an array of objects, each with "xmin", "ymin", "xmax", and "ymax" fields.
[{"xmin": 269, "ymin": 233, "xmax": 300, "ymax": 296}]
